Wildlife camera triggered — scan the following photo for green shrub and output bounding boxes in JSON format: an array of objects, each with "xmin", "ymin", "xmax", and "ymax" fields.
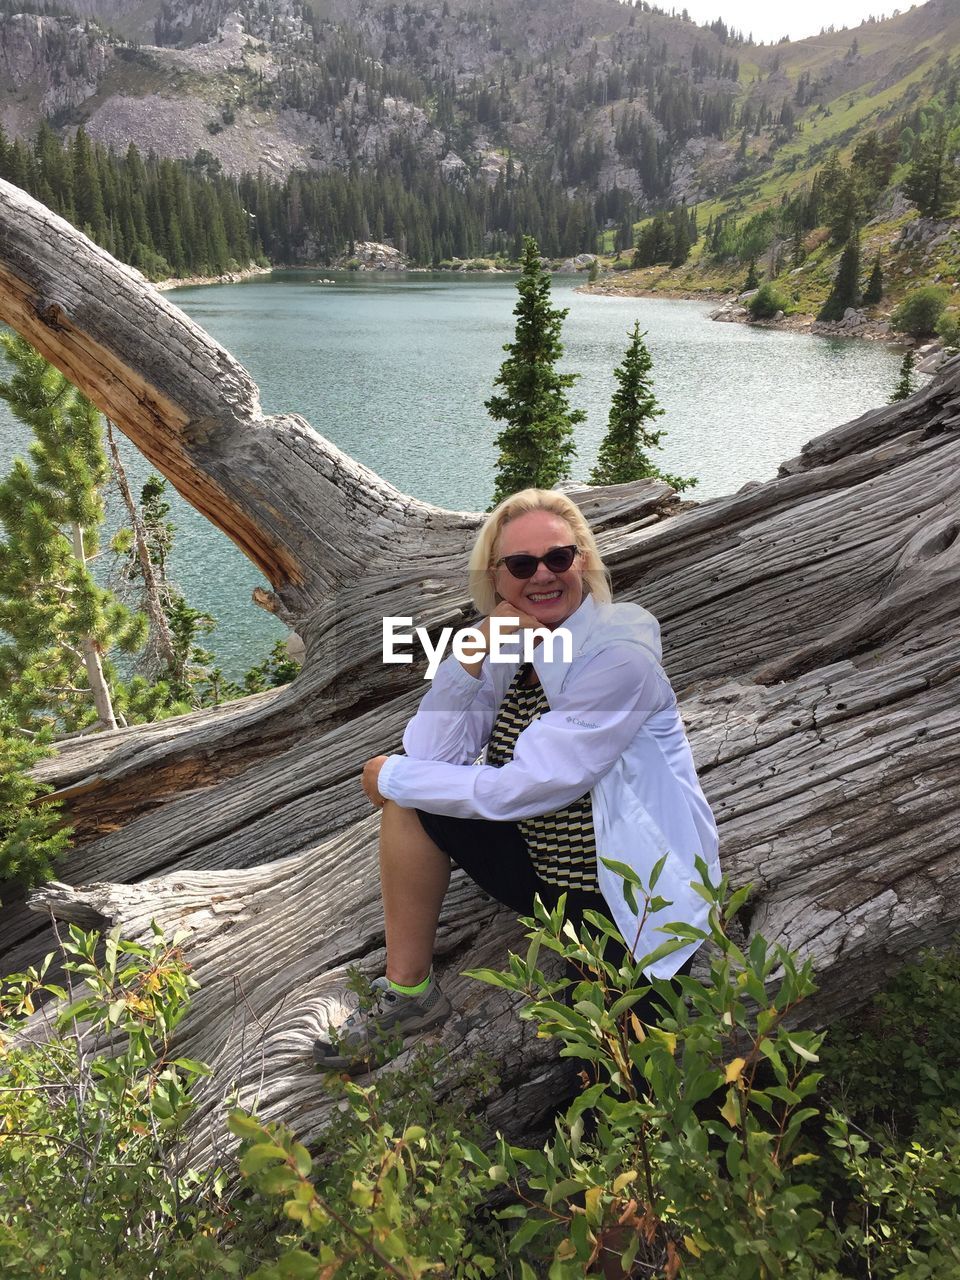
[
  {"xmin": 826, "ymin": 1109, "xmax": 960, "ymax": 1278},
  {"xmin": 748, "ymin": 282, "xmax": 790, "ymax": 319},
  {"xmin": 229, "ymin": 1046, "xmax": 504, "ymax": 1279},
  {"xmin": 0, "ymin": 924, "xmax": 243, "ymax": 1278},
  {"xmin": 9, "ymin": 885, "xmax": 960, "ymax": 1278},
  {"xmin": 231, "ymin": 867, "xmax": 960, "ymax": 1279},
  {"xmin": 937, "ymin": 310, "xmax": 960, "ymax": 350},
  {"xmin": 133, "ymin": 244, "xmax": 173, "ymax": 280},
  {"xmin": 234, "ymin": 865, "xmax": 840, "ymax": 1278},
  {"xmin": 820, "ymin": 947, "xmax": 960, "ymax": 1133},
  {"xmin": 891, "ymin": 286, "xmax": 948, "ymax": 338}
]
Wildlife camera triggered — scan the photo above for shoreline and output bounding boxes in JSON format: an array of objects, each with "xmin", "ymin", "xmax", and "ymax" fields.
[
  {"xmin": 154, "ymin": 264, "xmax": 274, "ymax": 291},
  {"xmin": 580, "ymin": 279, "xmax": 905, "ymax": 345},
  {"xmin": 580, "ymin": 281, "xmax": 730, "ymax": 304}
]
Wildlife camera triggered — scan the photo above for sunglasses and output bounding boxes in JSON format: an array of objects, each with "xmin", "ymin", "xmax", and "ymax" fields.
[{"xmin": 495, "ymin": 544, "xmax": 580, "ymax": 580}]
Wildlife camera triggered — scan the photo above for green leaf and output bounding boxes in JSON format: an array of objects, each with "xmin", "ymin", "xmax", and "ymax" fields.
[
  {"xmin": 787, "ymin": 1037, "xmax": 820, "ymax": 1063},
  {"xmin": 463, "ymin": 967, "xmax": 519, "ymax": 990},
  {"xmin": 275, "ymin": 1249, "xmax": 324, "ymax": 1277},
  {"xmin": 648, "ymin": 852, "xmax": 669, "ymax": 891},
  {"xmin": 241, "ymin": 1142, "xmax": 288, "ymax": 1174},
  {"xmin": 227, "ymin": 1110, "xmax": 266, "ymax": 1141},
  {"xmin": 172, "ymin": 1056, "xmax": 211, "ymax": 1076},
  {"xmin": 509, "ymin": 1214, "xmax": 552, "ymax": 1252}
]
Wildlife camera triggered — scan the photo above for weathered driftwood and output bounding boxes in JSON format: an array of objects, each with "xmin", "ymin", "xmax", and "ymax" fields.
[{"xmin": 2, "ymin": 176, "xmax": 960, "ymax": 1159}]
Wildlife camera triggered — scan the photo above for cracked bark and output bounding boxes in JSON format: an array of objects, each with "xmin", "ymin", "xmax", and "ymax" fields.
[{"xmin": 1, "ymin": 177, "xmax": 959, "ymax": 1160}]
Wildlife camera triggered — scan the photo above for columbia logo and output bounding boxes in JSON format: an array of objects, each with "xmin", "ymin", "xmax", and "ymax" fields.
[{"xmin": 566, "ymin": 715, "xmax": 598, "ymax": 728}]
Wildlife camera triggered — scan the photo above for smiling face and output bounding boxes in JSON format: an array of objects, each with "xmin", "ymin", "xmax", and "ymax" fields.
[{"xmin": 492, "ymin": 509, "xmax": 585, "ymax": 629}]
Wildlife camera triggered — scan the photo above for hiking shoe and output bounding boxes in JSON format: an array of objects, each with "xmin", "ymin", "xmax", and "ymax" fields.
[{"xmin": 313, "ymin": 974, "xmax": 452, "ymax": 1072}]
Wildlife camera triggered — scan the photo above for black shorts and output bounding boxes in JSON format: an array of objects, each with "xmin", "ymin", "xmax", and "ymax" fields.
[
  {"xmin": 414, "ymin": 806, "xmax": 608, "ymax": 929},
  {"xmin": 414, "ymin": 808, "xmax": 691, "ymax": 1015},
  {"xmin": 414, "ymin": 806, "xmax": 649, "ymax": 976}
]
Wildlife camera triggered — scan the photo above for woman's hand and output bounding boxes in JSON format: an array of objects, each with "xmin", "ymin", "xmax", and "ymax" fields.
[
  {"xmin": 362, "ymin": 754, "xmax": 390, "ymax": 807},
  {"xmin": 459, "ymin": 602, "xmax": 544, "ymax": 677}
]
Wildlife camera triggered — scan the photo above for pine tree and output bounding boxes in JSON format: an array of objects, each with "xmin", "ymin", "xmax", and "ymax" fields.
[
  {"xmin": 589, "ymin": 322, "xmax": 695, "ymax": 491},
  {"xmin": 670, "ymin": 203, "xmax": 692, "ymax": 266},
  {"xmin": 486, "ymin": 237, "xmax": 583, "ymax": 506},
  {"xmin": 903, "ymin": 125, "xmax": 960, "ymax": 219},
  {"xmin": 71, "ymin": 127, "xmax": 107, "ymax": 243},
  {"xmin": 889, "ymin": 350, "xmax": 918, "ymax": 403},
  {"xmin": 0, "ymin": 336, "xmax": 147, "ymax": 733},
  {"xmin": 0, "ymin": 700, "xmax": 71, "ymax": 893},
  {"xmin": 863, "ymin": 254, "xmax": 884, "ymax": 305},
  {"xmin": 818, "ymin": 233, "xmax": 861, "ymax": 321}
]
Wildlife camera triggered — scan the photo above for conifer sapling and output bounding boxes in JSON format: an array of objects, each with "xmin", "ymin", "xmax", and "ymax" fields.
[
  {"xmin": 589, "ymin": 322, "xmax": 695, "ymax": 491},
  {"xmin": 486, "ymin": 237, "xmax": 583, "ymax": 506},
  {"xmin": 0, "ymin": 335, "xmax": 146, "ymax": 733}
]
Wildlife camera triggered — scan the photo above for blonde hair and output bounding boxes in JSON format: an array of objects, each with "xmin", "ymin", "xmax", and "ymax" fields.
[{"xmin": 468, "ymin": 488, "xmax": 612, "ymax": 615}]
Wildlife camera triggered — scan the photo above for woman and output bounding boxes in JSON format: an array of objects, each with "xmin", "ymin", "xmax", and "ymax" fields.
[{"xmin": 313, "ymin": 488, "xmax": 719, "ymax": 1070}]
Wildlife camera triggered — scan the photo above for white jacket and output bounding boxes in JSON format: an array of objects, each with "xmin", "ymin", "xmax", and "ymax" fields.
[{"xmin": 377, "ymin": 592, "xmax": 720, "ymax": 978}]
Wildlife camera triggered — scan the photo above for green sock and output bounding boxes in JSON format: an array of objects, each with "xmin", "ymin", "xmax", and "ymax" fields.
[{"xmin": 388, "ymin": 971, "xmax": 432, "ymax": 996}]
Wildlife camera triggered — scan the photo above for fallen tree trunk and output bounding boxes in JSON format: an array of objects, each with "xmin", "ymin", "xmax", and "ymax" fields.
[{"xmin": 2, "ymin": 177, "xmax": 959, "ymax": 1159}]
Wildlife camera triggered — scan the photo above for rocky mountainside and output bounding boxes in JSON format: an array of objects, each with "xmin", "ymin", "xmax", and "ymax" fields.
[
  {"xmin": 2, "ymin": 0, "xmax": 960, "ymax": 239},
  {"xmin": 1, "ymin": 0, "xmax": 749, "ymax": 201}
]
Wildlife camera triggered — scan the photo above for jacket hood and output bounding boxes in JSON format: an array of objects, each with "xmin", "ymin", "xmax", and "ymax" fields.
[{"xmin": 567, "ymin": 593, "xmax": 663, "ymax": 666}]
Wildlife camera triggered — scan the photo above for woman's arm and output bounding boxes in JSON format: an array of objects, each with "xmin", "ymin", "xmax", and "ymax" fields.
[
  {"xmin": 399, "ymin": 652, "xmax": 498, "ymax": 764},
  {"xmin": 378, "ymin": 643, "xmax": 667, "ymax": 818},
  {"xmin": 397, "ymin": 604, "xmax": 543, "ymax": 764}
]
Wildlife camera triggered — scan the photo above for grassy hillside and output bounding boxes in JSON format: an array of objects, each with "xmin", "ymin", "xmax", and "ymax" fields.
[{"xmin": 588, "ymin": 0, "xmax": 960, "ymax": 331}]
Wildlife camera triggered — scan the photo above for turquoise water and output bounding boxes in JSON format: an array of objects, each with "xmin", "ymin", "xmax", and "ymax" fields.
[{"xmin": 0, "ymin": 273, "xmax": 906, "ymax": 677}]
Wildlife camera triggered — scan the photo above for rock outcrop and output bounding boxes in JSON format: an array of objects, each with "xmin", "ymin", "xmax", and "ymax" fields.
[{"xmin": 0, "ymin": 14, "xmax": 112, "ymax": 136}]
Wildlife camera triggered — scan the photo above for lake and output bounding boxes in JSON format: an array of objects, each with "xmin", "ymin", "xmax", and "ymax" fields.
[{"xmin": 0, "ymin": 272, "xmax": 907, "ymax": 678}]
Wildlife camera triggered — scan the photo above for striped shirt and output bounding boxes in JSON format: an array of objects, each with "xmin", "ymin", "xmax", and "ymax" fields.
[{"xmin": 486, "ymin": 664, "xmax": 598, "ymax": 891}]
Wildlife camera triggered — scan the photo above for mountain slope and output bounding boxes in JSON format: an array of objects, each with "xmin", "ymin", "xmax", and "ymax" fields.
[{"xmin": 3, "ymin": 0, "xmax": 960, "ymax": 292}]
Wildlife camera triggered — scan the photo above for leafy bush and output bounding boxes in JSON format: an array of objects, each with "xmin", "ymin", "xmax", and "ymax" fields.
[
  {"xmin": 230, "ymin": 865, "xmax": 960, "ymax": 1279},
  {"xmin": 0, "ymin": 924, "xmax": 242, "ymax": 1279},
  {"xmin": 826, "ymin": 1109, "xmax": 960, "ymax": 1278},
  {"xmin": 234, "ymin": 865, "xmax": 838, "ymax": 1278},
  {"xmin": 230, "ymin": 1047, "xmax": 504, "ymax": 1279},
  {"xmin": 820, "ymin": 947, "xmax": 960, "ymax": 1133},
  {"xmin": 937, "ymin": 310, "xmax": 960, "ymax": 349},
  {"xmin": 891, "ymin": 286, "xmax": 948, "ymax": 338},
  {"xmin": 8, "ymin": 883, "xmax": 960, "ymax": 1278},
  {"xmin": 133, "ymin": 244, "xmax": 173, "ymax": 280},
  {"xmin": 749, "ymin": 282, "xmax": 790, "ymax": 319}
]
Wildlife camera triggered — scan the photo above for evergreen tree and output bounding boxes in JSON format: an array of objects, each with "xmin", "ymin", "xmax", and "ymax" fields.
[
  {"xmin": 486, "ymin": 237, "xmax": 583, "ymax": 506},
  {"xmin": 817, "ymin": 233, "xmax": 861, "ymax": 321},
  {"xmin": 71, "ymin": 127, "xmax": 107, "ymax": 243},
  {"xmin": 744, "ymin": 259, "xmax": 760, "ymax": 291},
  {"xmin": 863, "ymin": 255, "xmax": 884, "ymax": 306},
  {"xmin": 903, "ymin": 125, "xmax": 960, "ymax": 219},
  {"xmin": 0, "ymin": 701, "xmax": 71, "ymax": 893},
  {"xmin": 0, "ymin": 336, "xmax": 147, "ymax": 733},
  {"xmin": 889, "ymin": 349, "xmax": 918, "ymax": 403},
  {"xmin": 589, "ymin": 322, "xmax": 695, "ymax": 491},
  {"xmin": 670, "ymin": 203, "xmax": 692, "ymax": 266}
]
